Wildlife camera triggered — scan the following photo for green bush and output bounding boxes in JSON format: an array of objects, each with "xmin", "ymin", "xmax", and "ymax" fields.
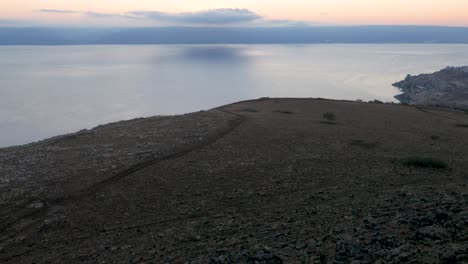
[
  {"xmin": 456, "ymin": 124, "xmax": 468, "ymax": 128},
  {"xmin": 273, "ymin": 110, "xmax": 294, "ymax": 114},
  {"xmin": 401, "ymin": 157, "xmax": 448, "ymax": 169},
  {"xmin": 323, "ymin": 112, "xmax": 336, "ymax": 121}
]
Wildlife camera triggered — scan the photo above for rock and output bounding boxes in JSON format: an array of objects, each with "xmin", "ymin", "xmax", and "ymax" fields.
[
  {"xmin": 335, "ymin": 239, "xmax": 362, "ymax": 261},
  {"xmin": 27, "ymin": 202, "xmax": 44, "ymax": 209},
  {"xmin": 295, "ymin": 241, "xmax": 306, "ymax": 250},
  {"xmin": 415, "ymin": 226, "xmax": 447, "ymax": 240},
  {"xmin": 245, "ymin": 251, "xmax": 283, "ymax": 264},
  {"xmin": 435, "ymin": 211, "xmax": 450, "ymax": 223},
  {"xmin": 410, "ymin": 215, "xmax": 435, "ymax": 228}
]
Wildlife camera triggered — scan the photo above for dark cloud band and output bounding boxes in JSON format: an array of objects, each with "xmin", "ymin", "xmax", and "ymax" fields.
[
  {"xmin": 39, "ymin": 8, "xmax": 262, "ymax": 25},
  {"xmin": 40, "ymin": 9, "xmax": 80, "ymax": 14},
  {"xmin": 127, "ymin": 8, "xmax": 261, "ymax": 24}
]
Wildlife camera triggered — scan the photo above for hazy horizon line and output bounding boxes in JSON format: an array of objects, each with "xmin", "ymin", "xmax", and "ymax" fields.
[
  {"xmin": 2, "ymin": 26, "xmax": 468, "ymax": 45},
  {"xmin": 2, "ymin": 25, "xmax": 468, "ymax": 29}
]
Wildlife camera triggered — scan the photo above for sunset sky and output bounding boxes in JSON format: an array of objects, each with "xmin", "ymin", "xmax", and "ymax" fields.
[{"xmin": 1, "ymin": 0, "xmax": 468, "ymax": 27}]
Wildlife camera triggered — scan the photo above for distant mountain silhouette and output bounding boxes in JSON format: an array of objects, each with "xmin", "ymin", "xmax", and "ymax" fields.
[{"xmin": 2, "ymin": 26, "xmax": 468, "ymax": 45}]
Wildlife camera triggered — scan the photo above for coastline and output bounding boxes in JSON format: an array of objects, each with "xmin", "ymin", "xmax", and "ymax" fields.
[{"xmin": 393, "ymin": 66, "xmax": 468, "ymax": 110}]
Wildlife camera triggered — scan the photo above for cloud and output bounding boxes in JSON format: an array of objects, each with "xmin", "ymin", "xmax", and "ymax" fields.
[
  {"xmin": 38, "ymin": 8, "xmax": 261, "ymax": 25},
  {"xmin": 85, "ymin": 11, "xmax": 122, "ymax": 19},
  {"xmin": 36, "ymin": 8, "xmax": 315, "ymax": 27},
  {"xmin": 127, "ymin": 8, "xmax": 262, "ymax": 25},
  {"xmin": 40, "ymin": 9, "xmax": 80, "ymax": 14},
  {"xmin": 261, "ymin": 19, "xmax": 313, "ymax": 27}
]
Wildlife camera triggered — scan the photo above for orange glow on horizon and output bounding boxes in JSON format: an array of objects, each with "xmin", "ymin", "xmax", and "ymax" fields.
[{"xmin": 1, "ymin": 0, "xmax": 468, "ymax": 26}]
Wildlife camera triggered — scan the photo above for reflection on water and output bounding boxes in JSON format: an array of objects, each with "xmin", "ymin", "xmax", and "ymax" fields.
[
  {"xmin": 1, "ymin": 44, "xmax": 468, "ymax": 147},
  {"xmin": 180, "ymin": 46, "xmax": 247, "ymax": 63}
]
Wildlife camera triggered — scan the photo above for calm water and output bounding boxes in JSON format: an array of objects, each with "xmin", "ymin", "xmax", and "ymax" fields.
[{"xmin": 1, "ymin": 44, "xmax": 468, "ymax": 147}]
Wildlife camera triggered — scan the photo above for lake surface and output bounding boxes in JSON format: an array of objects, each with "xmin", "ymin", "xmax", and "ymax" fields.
[{"xmin": 1, "ymin": 44, "xmax": 468, "ymax": 147}]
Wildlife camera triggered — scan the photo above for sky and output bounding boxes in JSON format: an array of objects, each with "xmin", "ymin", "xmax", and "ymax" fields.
[{"xmin": 1, "ymin": 0, "xmax": 468, "ymax": 27}]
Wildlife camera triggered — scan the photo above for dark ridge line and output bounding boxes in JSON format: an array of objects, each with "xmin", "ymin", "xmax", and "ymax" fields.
[
  {"xmin": 214, "ymin": 97, "xmax": 362, "ymax": 109},
  {"xmin": 0, "ymin": 109, "xmax": 245, "ymax": 245}
]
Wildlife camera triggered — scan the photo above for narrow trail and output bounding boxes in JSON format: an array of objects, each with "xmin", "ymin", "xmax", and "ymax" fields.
[
  {"xmin": 415, "ymin": 106, "xmax": 462, "ymax": 122},
  {"xmin": 66, "ymin": 109, "xmax": 245, "ymax": 202},
  {"xmin": 0, "ymin": 108, "xmax": 246, "ymax": 247}
]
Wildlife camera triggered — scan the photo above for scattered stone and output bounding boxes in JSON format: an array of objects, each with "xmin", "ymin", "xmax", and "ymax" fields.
[{"xmin": 27, "ymin": 202, "xmax": 44, "ymax": 209}]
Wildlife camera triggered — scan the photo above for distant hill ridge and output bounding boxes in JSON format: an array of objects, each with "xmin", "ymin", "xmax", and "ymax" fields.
[{"xmin": 2, "ymin": 26, "xmax": 468, "ymax": 45}]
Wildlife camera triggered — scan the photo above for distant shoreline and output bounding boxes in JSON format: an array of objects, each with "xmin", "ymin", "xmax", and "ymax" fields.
[
  {"xmin": 3, "ymin": 43, "xmax": 468, "ymax": 46},
  {"xmin": 2, "ymin": 26, "xmax": 468, "ymax": 45}
]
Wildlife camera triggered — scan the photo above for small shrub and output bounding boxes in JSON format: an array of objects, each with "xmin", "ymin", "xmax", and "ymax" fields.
[
  {"xmin": 430, "ymin": 135, "xmax": 440, "ymax": 140},
  {"xmin": 350, "ymin": 140, "xmax": 379, "ymax": 149},
  {"xmin": 456, "ymin": 124, "xmax": 468, "ymax": 128},
  {"xmin": 274, "ymin": 110, "xmax": 294, "ymax": 114},
  {"xmin": 464, "ymin": 110, "xmax": 468, "ymax": 114},
  {"xmin": 323, "ymin": 112, "xmax": 336, "ymax": 121},
  {"xmin": 241, "ymin": 108, "xmax": 258, "ymax": 113},
  {"xmin": 401, "ymin": 157, "xmax": 448, "ymax": 169}
]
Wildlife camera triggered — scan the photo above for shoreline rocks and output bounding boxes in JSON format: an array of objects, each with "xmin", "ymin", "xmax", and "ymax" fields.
[{"xmin": 393, "ymin": 66, "xmax": 468, "ymax": 110}]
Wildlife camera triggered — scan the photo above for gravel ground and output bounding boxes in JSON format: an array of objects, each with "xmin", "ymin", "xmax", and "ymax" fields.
[{"xmin": 0, "ymin": 98, "xmax": 467, "ymax": 263}]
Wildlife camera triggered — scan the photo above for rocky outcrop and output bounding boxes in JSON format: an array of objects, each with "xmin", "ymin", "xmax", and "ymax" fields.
[{"xmin": 393, "ymin": 66, "xmax": 468, "ymax": 109}]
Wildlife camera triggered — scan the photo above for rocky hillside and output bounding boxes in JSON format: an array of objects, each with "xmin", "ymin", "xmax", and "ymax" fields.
[
  {"xmin": 393, "ymin": 66, "xmax": 468, "ymax": 109},
  {"xmin": 1, "ymin": 98, "xmax": 468, "ymax": 263}
]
